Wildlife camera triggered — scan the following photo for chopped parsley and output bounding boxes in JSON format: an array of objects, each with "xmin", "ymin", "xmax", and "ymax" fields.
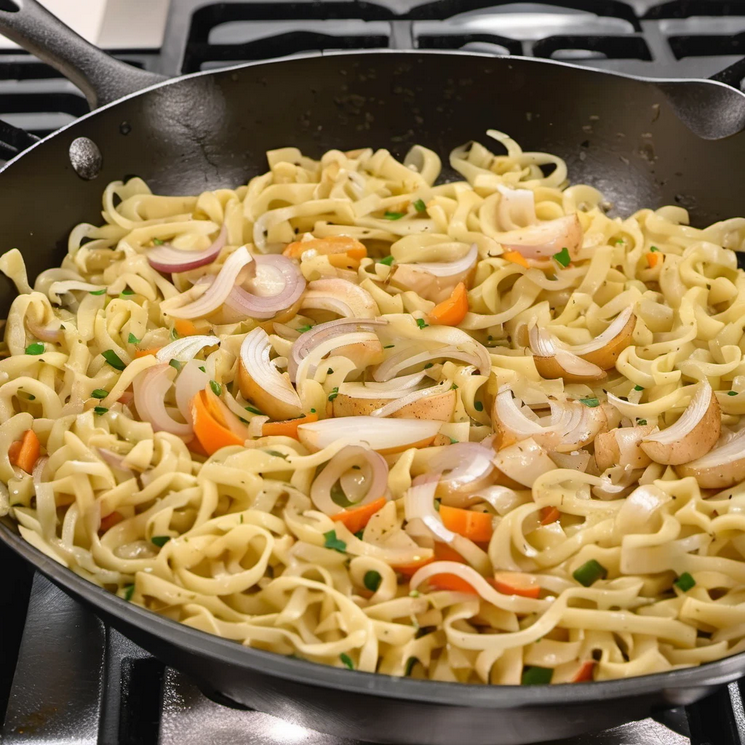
[
  {"xmin": 89, "ymin": 288, "xmax": 106, "ymax": 296},
  {"xmin": 413, "ymin": 199, "xmax": 427, "ymax": 213},
  {"xmin": 553, "ymin": 247, "xmax": 571, "ymax": 268},
  {"xmin": 339, "ymin": 653, "xmax": 355, "ymax": 670},
  {"xmin": 728, "ymin": 391, "xmax": 739, "ymax": 396},
  {"xmin": 127, "ymin": 333, "xmax": 140, "ymax": 344},
  {"xmin": 25, "ymin": 342, "xmax": 44, "ymax": 355},
  {"xmin": 674, "ymin": 572, "xmax": 696, "ymax": 592},
  {"xmin": 120, "ymin": 288, "xmax": 135, "ymax": 296},
  {"xmin": 423, "ymin": 362, "xmax": 434, "ymax": 369},
  {"xmin": 384, "ymin": 344, "xmax": 395, "ymax": 349},
  {"xmin": 573, "ymin": 559, "xmax": 607, "ymax": 587},
  {"xmin": 650, "ymin": 245, "xmax": 660, "ymax": 252},
  {"xmin": 169, "ymin": 359, "xmax": 182, "ymax": 371},
  {"xmin": 323, "ymin": 530, "xmax": 347, "ymax": 553},
  {"xmin": 448, "ymin": 436, "xmax": 459, "ymax": 444},
  {"xmin": 265, "ymin": 450, "xmax": 288, "ymax": 459},
  {"xmin": 297, "ymin": 324, "xmax": 314, "ymax": 333},
  {"xmin": 451, "ymin": 383, "xmax": 458, "ymax": 390},
  {"xmin": 416, "ymin": 318, "xmax": 428, "ymax": 329},
  {"xmin": 246, "ymin": 405, "xmax": 263, "ymax": 415},
  {"xmin": 378, "ymin": 255, "xmax": 395, "ymax": 266},
  {"xmin": 310, "ymin": 408, "xmax": 316, "ymax": 414},
  {"xmin": 91, "ymin": 389, "xmax": 108, "ymax": 399},
  {"xmin": 123, "ymin": 584, "xmax": 135, "ymax": 601},
  {"xmin": 404, "ymin": 657, "xmax": 419, "ymax": 676},
  {"xmin": 93, "ymin": 406, "xmax": 108, "ymax": 416},
  {"xmin": 102, "ymin": 350, "xmax": 126, "ymax": 371},
  {"xmin": 209, "ymin": 380, "xmax": 222, "ymax": 396},
  {"xmin": 151, "ymin": 536, "xmax": 171, "ymax": 548},
  {"xmin": 474, "ymin": 400, "xmax": 484, "ymax": 412},
  {"xmin": 634, "ymin": 385, "xmax": 644, "ymax": 391},
  {"xmin": 521, "ymin": 666, "xmax": 553, "ymax": 685},
  {"xmin": 153, "ymin": 238, "xmax": 165, "ymax": 245},
  {"xmin": 614, "ymin": 238, "xmax": 625, "ymax": 245},
  {"xmin": 364, "ymin": 570, "xmax": 382, "ymax": 592},
  {"xmin": 637, "ymin": 418, "xmax": 647, "ymax": 425},
  {"xmin": 198, "ymin": 365, "xmax": 206, "ymax": 373},
  {"xmin": 327, "ymin": 368, "xmax": 334, "ymax": 375},
  {"xmin": 384, "ymin": 211, "xmax": 405, "ymax": 220},
  {"xmin": 354, "ymin": 529, "xmax": 364, "ymax": 540},
  {"xmin": 579, "ymin": 397, "xmax": 600, "ymax": 408},
  {"xmin": 328, "ymin": 387, "xmax": 339, "ymax": 401}
]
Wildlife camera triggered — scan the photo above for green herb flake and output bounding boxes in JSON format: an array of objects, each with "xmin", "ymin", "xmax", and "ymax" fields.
[
  {"xmin": 120, "ymin": 288, "xmax": 135, "ymax": 296},
  {"xmin": 25, "ymin": 394, "xmax": 35, "ymax": 401},
  {"xmin": 354, "ymin": 529, "xmax": 364, "ymax": 540},
  {"xmin": 102, "ymin": 350, "xmax": 126, "ymax": 371},
  {"xmin": 123, "ymin": 584, "xmax": 135, "ymax": 601},
  {"xmin": 323, "ymin": 530, "xmax": 347, "ymax": 553},
  {"xmin": 728, "ymin": 391, "xmax": 739, "ymax": 397},
  {"xmin": 413, "ymin": 199, "xmax": 427, "ymax": 213},
  {"xmin": 423, "ymin": 362, "xmax": 434, "ymax": 370},
  {"xmin": 327, "ymin": 368, "xmax": 334, "ymax": 375},
  {"xmin": 378, "ymin": 255, "xmax": 395, "ymax": 266},
  {"xmin": 91, "ymin": 389, "xmax": 109, "ymax": 399},
  {"xmin": 93, "ymin": 406, "xmax": 108, "ymax": 416},
  {"xmin": 246, "ymin": 405, "xmax": 263, "ymax": 415},
  {"xmin": 209, "ymin": 380, "xmax": 222, "ymax": 396},
  {"xmin": 553, "ymin": 247, "xmax": 571, "ymax": 268},
  {"xmin": 384, "ymin": 344, "xmax": 395, "ymax": 349},
  {"xmin": 328, "ymin": 387, "xmax": 339, "ymax": 402},
  {"xmin": 363, "ymin": 570, "xmax": 382, "ymax": 593},
  {"xmin": 310, "ymin": 408, "xmax": 317, "ymax": 414},
  {"xmin": 297, "ymin": 324, "xmax": 314, "ymax": 333},
  {"xmin": 434, "ymin": 499, "xmax": 441, "ymax": 512},
  {"xmin": 451, "ymin": 383, "xmax": 458, "ymax": 390},
  {"xmin": 521, "ymin": 666, "xmax": 553, "ymax": 685},
  {"xmin": 573, "ymin": 559, "xmax": 607, "ymax": 587},
  {"xmin": 448, "ymin": 436, "xmax": 459, "ymax": 444},
  {"xmin": 674, "ymin": 572, "xmax": 696, "ymax": 592},
  {"xmin": 25, "ymin": 342, "xmax": 44, "ymax": 355},
  {"xmin": 384, "ymin": 211, "xmax": 405, "ymax": 221},
  {"xmin": 579, "ymin": 397, "xmax": 600, "ymax": 408},
  {"xmin": 339, "ymin": 653, "xmax": 355, "ymax": 670},
  {"xmin": 153, "ymin": 238, "xmax": 165, "ymax": 246},
  {"xmin": 404, "ymin": 657, "xmax": 419, "ymax": 676},
  {"xmin": 169, "ymin": 359, "xmax": 182, "ymax": 371},
  {"xmin": 650, "ymin": 246, "xmax": 660, "ymax": 252},
  {"xmin": 89, "ymin": 288, "xmax": 106, "ymax": 296},
  {"xmin": 416, "ymin": 318, "xmax": 428, "ymax": 329},
  {"xmin": 170, "ymin": 327, "xmax": 179, "ymax": 341},
  {"xmin": 151, "ymin": 536, "xmax": 171, "ymax": 548},
  {"xmin": 127, "ymin": 333, "xmax": 140, "ymax": 344},
  {"xmin": 198, "ymin": 365, "xmax": 206, "ymax": 373},
  {"xmin": 637, "ymin": 418, "xmax": 648, "ymax": 426},
  {"xmin": 634, "ymin": 385, "xmax": 644, "ymax": 392},
  {"xmin": 615, "ymin": 238, "xmax": 625, "ymax": 245},
  {"xmin": 265, "ymin": 450, "xmax": 288, "ymax": 459},
  {"xmin": 474, "ymin": 400, "xmax": 484, "ymax": 412}
]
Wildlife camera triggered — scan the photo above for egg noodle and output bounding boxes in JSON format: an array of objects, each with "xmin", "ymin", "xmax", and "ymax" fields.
[{"xmin": 3, "ymin": 130, "xmax": 745, "ymax": 686}]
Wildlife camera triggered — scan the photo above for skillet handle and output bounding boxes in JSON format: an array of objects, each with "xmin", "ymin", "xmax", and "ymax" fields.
[
  {"xmin": 0, "ymin": 0, "xmax": 165, "ymax": 109},
  {"xmin": 710, "ymin": 57, "xmax": 745, "ymax": 90}
]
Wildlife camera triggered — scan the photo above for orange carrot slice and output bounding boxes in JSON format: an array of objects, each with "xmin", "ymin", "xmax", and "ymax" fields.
[
  {"xmin": 540, "ymin": 506, "xmax": 561, "ymax": 525},
  {"xmin": 493, "ymin": 571, "xmax": 541, "ymax": 599},
  {"xmin": 572, "ymin": 661, "xmax": 595, "ymax": 683},
  {"xmin": 9, "ymin": 430, "xmax": 40, "ymax": 474},
  {"xmin": 283, "ymin": 235, "xmax": 367, "ymax": 263},
  {"xmin": 439, "ymin": 504, "xmax": 494, "ymax": 542},
  {"xmin": 331, "ymin": 497, "xmax": 388, "ymax": 534},
  {"xmin": 191, "ymin": 389, "xmax": 247, "ymax": 455},
  {"xmin": 502, "ymin": 251, "xmax": 529, "ymax": 268},
  {"xmin": 134, "ymin": 348, "xmax": 160, "ymax": 358},
  {"xmin": 100, "ymin": 511, "xmax": 124, "ymax": 533},
  {"xmin": 427, "ymin": 282, "xmax": 469, "ymax": 327},
  {"xmin": 174, "ymin": 319, "xmax": 203, "ymax": 337},
  {"xmin": 647, "ymin": 252, "xmax": 662, "ymax": 268},
  {"xmin": 262, "ymin": 413, "xmax": 318, "ymax": 439}
]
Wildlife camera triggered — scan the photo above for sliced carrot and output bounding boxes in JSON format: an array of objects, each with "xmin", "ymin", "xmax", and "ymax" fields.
[
  {"xmin": 262, "ymin": 413, "xmax": 318, "ymax": 439},
  {"xmin": 100, "ymin": 511, "xmax": 124, "ymax": 533},
  {"xmin": 174, "ymin": 319, "xmax": 204, "ymax": 337},
  {"xmin": 187, "ymin": 437, "xmax": 210, "ymax": 457},
  {"xmin": 502, "ymin": 251, "xmax": 529, "ymax": 268},
  {"xmin": 434, "ymin": 542, "xmax": 466, "ymax": 563},
  {"xmin": 427, "ymin": 282, "xmax": 469, "ymax": 327},
  {"xmin": 191, "ymin": 389, "xmax": 247, "ymax": 456},
  {"xmin": 647, "ymin": 252, "xmax": 662, "ymax": 269},
  {"xmin": 439, "ymin": 504, "xmax": 494, "ymax": 543},
  {"xmin": 391, "ymin": 556, "xmax": 434, "ymax": 577},
  {"xmin": 493, "ymin": 571, "xmax": 541, "ymax": 599},
  {"xmin": 118, "ymin": 390, "xmax": 134, "ymax": 406},
  {"xmin": 540, "ymin": 506, "xmax": 561, "ymax": 525},
  {"xmin": 572, "ymin": 661, "xmax": 595, "ymax": 683},
  {"xmin": 134, "ymin": 348, "xmax": 159, "ymax": 358},
  {"xmin": 9, "ymin": 430, "xmax": 40, "ymax": 474},
  {"xmin": 331, "ymin": 496, "xmax": 388, "ymax": 534},
  {"xmin": 424, "ymin": 543, "xmax": 479, "ymax": 593},
  {"xmin": 283, "ymin": 235, "xmax": 367, "ymax": 263}
]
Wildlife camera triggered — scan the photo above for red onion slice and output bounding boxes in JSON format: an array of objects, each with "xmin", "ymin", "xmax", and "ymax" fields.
[
  {"xmin": 133, "ymin": 364, "xmax": 192, "ymax": 437},
  {"xmin": 147, "ymin": 224, "xmax": 227, "ymax": 274}
]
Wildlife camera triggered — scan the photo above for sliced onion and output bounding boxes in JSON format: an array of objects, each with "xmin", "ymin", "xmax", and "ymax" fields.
[
  {"xmin": 639, "ymin": 382, "xmax": 721, "ymax": 465},
  {"xmin": 32, "ymin": 455, "xmax": 48, "ymax": 489},
  {"xmin": 96, "ymin": 448, "xmax": 133, "ymax": 474},
  {"xmin": 373, "ymin": 344, "xmax": 488, "ymax": 382},
  {"xmin": 392, "ymin": 244, "xmax": 478, "ymax": 302},
  {"xmin": 342, "ymin": 372, "xmax": 428, "ymax": 397},
  {"xmin": 295, "ymin": 331, "xmax": 383, "ymax": 386},
  {"xmin": 492, "ymin": 437, "xmax": 555, "ymax": 487},
  {"xmin": 405, "ymin": 474, "xmax": 457, "ymax": 543},
  {"xmin": 567, "ymin": 308, "xmax": 636, "ymax": 370},
  {"xmin": 175, "ymin": 360, "xmax": 210, "ymax": 424},
  {"xmin": 493, "ymin": 388, "xmax": 549, "ymax": 449},
  {"xmin": 371, "ymin": 382, "xmax": 454, "ymax": 418},
  {"xmin": 238, "ymin": 327, "xmax": 302, "ymax": 420},
  {"xmin": 147, "ymin": 224, "xmax": 227, "ymax": 273},
  {"xmin": 155, "ymin": 335, "xmax": 220, "ymax": 363},
  {"xmin": 300, "ymin": 278, "xmax": 377, "ymax": 319},
  {"xmin": 27, "ymin": 318, "xmax": 63, "ymax": 343},
  {"xmin": 404, "ymin": 244, "xmax": 478, "ymax": 278},
  {"xmin": 161, "ymin": 245, "xmax": 254, "ymax": 320},
  {"xmin": 431, "ymin": 442, "xmax": 495, "ymax": 503},
  {"xmin": 133, "ymin": 364, "xmax": 192, "ymax": 437},
  {"xmin": 224, "ymin": 254, "xmax": 305, "ymax": 320},
  {"xmin": 310, "ymin": 445, "xmax": 389, "ymax": 515},
  {"xmin": 48, "ymin": 280, "xmax": 105, "ymax": 303},
  {"xmin": 288, "ymin": 318, "xmax": 387, "ymax": 382},
  {"xmin": 470, "ymin": 485, "xmax": 531, "ymax": 516},
  {"xmin": 501, "ymin": 214, "xmax": 583, "ymax": 261},
  {"xmin": 679, "ymin": 429, "xmax": 745, "ymax": 487},
  {"xmin": 297, "ymin": 416, "xmax": 440, "ymax": 454},
  {"xmin": 529, "ymin": 326, "xmax": 605, "ymax": 382},
  {"xmin": 496, "ymin": 184, "xmax": 537, "ymax": 231},
  {"xmin": 594, "ymin": 424, "xmax": 656, "ymax": 471}
]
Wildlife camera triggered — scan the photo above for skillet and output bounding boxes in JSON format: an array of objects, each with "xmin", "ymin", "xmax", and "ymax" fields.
[{"xmin": 2, "ymin": 2, "xmax": 745, "ymax": 742}]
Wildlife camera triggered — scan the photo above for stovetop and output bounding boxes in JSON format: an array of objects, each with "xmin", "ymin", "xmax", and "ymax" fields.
[{"xmin": 3, "ymin": 1, "xmax": 745, "ymax": 743}]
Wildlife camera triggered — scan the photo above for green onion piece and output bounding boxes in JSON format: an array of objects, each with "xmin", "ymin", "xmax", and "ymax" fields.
[
  {"xmin": 120, "ymin": 288, "xmax": 135, "ymax": 296},
  {"xmin": 246, "ymin": 405, "xmax": 263, "ymax": 415},
  {"xmin": 89, "ymin": 288, "xmax": 106, "ymax": 296},
  {"xmin": 310, "ymin": 408, "xmax": 316, "ymax": 414},
  {"xmin": 579, "ymin": 397, "xmax": 600, "ymax": 408},
  {"xmin": 521, "ymin": 666, "xmax": 553, "ymax": 685},
  {"xmin": 364, "ymin": 570, "xmax": 382, "ymax": 592},
  {"xmin": 383, "ymin": 344, "xmax": 395, "ymax": 349},
  {"xmin": 25, "ymin": 342, "xmax": 44, "ymax": 355},
  {"xmin": 91, "ymin": 389, "xmax": 108, "ymax": 399},
  {"xmin": 123, "ymin": 584, "xmax": 135, "ymax": 601},
  {"xmin": 451, "ymin": 383, "xmax": 458, "ymax": 390},
  {"xmin": 328, "ymin": 387, "xmax": 339, "ymax": 402},
  {"xmin": 474, "ymin": 401, "xmax": 484, "ymax": 412},
  {"xmin": 102, "ymin": 350, "xmax": 126, "ymax": 371},
  {"xmin": 169, "ymin": 359, "xmax": 182, "ymax": 371},
  {"xmin": 339, "ymin": 653, "xmax": 354, "ymax": 670},
  {"xmin": 573, "ymin": 559, "xmax": 607, "ymax": 587},
  {"xmin": 93, "ymin": 406, "xmax": 108, "ymax": 416},
  {"xmin": 416, "ymin": 318, "xmax": 428, "ymax": 329},
  {"xmin": 327, "ymin": 368, "xmax": 334, "ymax": 375},
  {"xmin": 434, "ymin": 499, "xmax": 441, "ymax": 512},
  {"xmin": 323, "ymin": 530, "xmax": 347, "ymax": 553},
  {"xmin": 384, "ymin": 211, "xmax": 405, "ymax": 220},
  {"xmin": 378, "ymin": 255, "xmax": 395, "ymax": 266},
  {"xmin": 153, "ymin": 238, "xmax": 164, "ymax": 245},
  {"xmin": 26, "ymin": 394, "xmax": 35, "ymax": 401},
  {"xmin": 198, "ymin": 365, "xmax": 206, "ymax": 373},
  {"xmin": 151, "ymin": 536, "xmax": 171, "ymax": 548},
  {"xmin": 413, "ymin": 199, "xmax": 427, "ymax": 213},
  {"xmin": 448, "ymin": 436, "xmax": 458, "ymax": 444},
  {"xmin": 423, "ymin": 362, "xmax": 433, "ymax": 369},
  {"xmin": 404, "ymin": 657, "xmax": 419, "ymax": 676},
  {"xmin": 553, "ymin": 247, "xmax": 571, "ymax": 267},
  {"xmin": 650, "ymin": 245, "xmax": 659, "ymax": 252},
  {"xmin": 728, "ymin": 391, "xmax": 738, "ymax": 397},
  {"xmin": 170, "ymin": 327, "xmax": 179, "ymax": 340},
  {"xmin": 297, "ymin": 324, "xmax": 313, "ymax": 333},
  {"xmin": 354, "ymin": 529, "xmax": 364, "ymax": 540},
  {"xmin": 634, "ymin": 385, "xmax": 644, "ymax": 391},
  {"xmin": 265, "ymin": 450, "xmax": 288, "ymax": 459},
  {"xmin": 615, "ymin": 238, "xmax": 625, "ymax": 245},
  {"xmin": 209, "ymin": 380, "xmax": 222, "ymax": 396},
  {"xmin": 127, "ymin": 332, "xmax": 140, "ymax": 344},
  {"xmin": 674, "ymin": 572, "xmax": 696, "ymax": 592},
  {"xmin": 637, "ymin": 418, "xmax": 647, "ymax": 425}
]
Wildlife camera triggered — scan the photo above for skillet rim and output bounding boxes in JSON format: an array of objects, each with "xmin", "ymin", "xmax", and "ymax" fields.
[{"xmin": 2, "ymin": 48, "xmax": 745, "ymax": 705}]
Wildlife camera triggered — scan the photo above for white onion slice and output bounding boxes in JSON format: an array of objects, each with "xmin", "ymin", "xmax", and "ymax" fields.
[
  {"xmin": 26, "ymin": 318, "xmax": 63, "ymax": 343},
  {"xmin": 175, "ymin": 360, "xmax": 210, "ymax": 424},
  {"xmin": 373, "ymin": 344, "xmax": 487, "ymax": 382},
  {"xmin": 492, "ymin": 437, "xmax": 555, "ymax": 487},
  {"xmin": 300, "ymin": 278, "xmax": 377, "ymax": 319},
  {"xmin": 404, "ymin": 244, "xmax": 478, "ymax": 278},
  {"xmin": 310, "ymin": 445, "xmax": 388, "ymax": 516},
  {"xmin": 133, "ymin": 364, "xmax": 192, "ymax": 437},
  {"xmin": 496, "ymin": 184, "xmax": 537, "ymax": 231},
  {"xmin": 147, "ymin": 224, "xmax": 227, "ymax": 273},
  {"xmin": 371, "ymin": 382, "xmax": 451, "ymax": 418},
  {"xmin": 404, "ymin": 475, "xmax": 457, "ymax": 543},
  {"xmin": 155, "ymin": 335, "xmax": 220, "ymax": 363},
  {"xmin": 341, "ymin": 372, "xmax": 427, "ymax": 398},
  {"xmin": 501, "ymin": 214, "xmax": 583, "ymax": 260},
  {"xmin": 431, "ymin": 442, "xmax": 495, "ymax": 495},
  {"xmin": 679, "ymin": 429, "xmax": 745, "ymax": 487},
  {"xmin": 162, "ymin": 245, "xmax": 254, "ymax": 319}
]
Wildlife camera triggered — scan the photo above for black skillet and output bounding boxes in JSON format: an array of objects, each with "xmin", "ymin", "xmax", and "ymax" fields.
[{"xmin": 2, "ymin": 2, "xmax": 745, "ymax": 743}]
